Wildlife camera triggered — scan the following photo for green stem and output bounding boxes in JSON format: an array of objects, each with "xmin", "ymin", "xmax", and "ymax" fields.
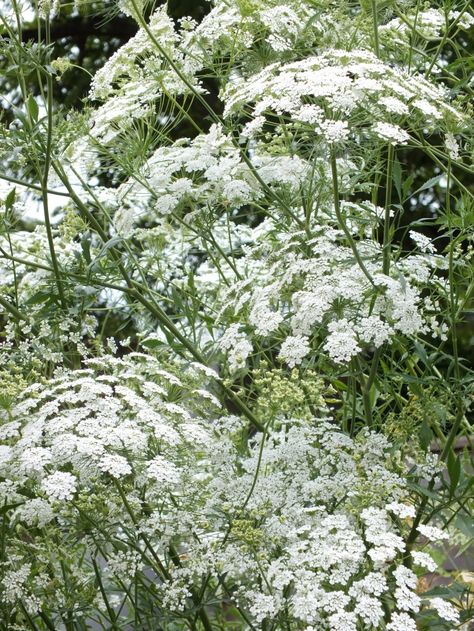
[
  {"xmin": 424, "ymin": 1, "xmax": 472, "ymax": 79},
  {"xmin": 40, "ymin": 17, "xmax": 67, "ymax": 308},
  {"xmin": 440, "ymin": 159, "xmax": 464, "ymax": 461},
  {"xmin": 382, "ymin": 144, "xmax": 394, "ymax": 275},
  {"xmin": 91, "ymin": 557, "xmax": 121, "ymax": 630},
  {"xmin": 356, "ymin": 357, "xmax": 373, "ymax": 426},
  {"xmin": 407, "ymin": 0, "xmax": 421, "ymax": 72},
  {"xmin": 0, "ymin": 171, "xmax": 70, "ymax": 197},
  {"xmin": 330, "ymin": 148, "xmax": 374, "ymax": 285},
  {"xmin": 0, "ymin": 294, "xmax": 29, "ymax": 322},
  {"xmin": 371, "ymin": 0, "xmax": 380, "ymax": 57}
]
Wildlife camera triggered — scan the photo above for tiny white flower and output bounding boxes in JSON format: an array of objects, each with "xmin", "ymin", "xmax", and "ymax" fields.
[
  {"xmin": 417, "ymin": 524, "xmax": 449, "ymax": 542},
  {"xmin": 373, "ymin": 122, "xmax": 410, "ymax": 145},
  {"xmin": 429, "ymin": 597, "xmax": 460, "ymax": 624},
  {"xmin": 278, "ymin": 335, "xmax": 311, "ymax": 367},
  {"xmin": 41, "ymin": 471, "xmax": 77, "ymax": 502}
]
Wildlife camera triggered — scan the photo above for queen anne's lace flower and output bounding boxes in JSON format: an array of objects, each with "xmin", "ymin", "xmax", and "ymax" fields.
[
  {"xmin": 373, "ymin": 122, "xmax": 410, "ymax": 145},
  {"xmin": 278, "ymin": 335, "xmax": 311, "ymax": 367},
  {"xmin": 429, "ymin": 598, "xmax": 460, "ymax": 624},
  {"xmin": 216, "ymin": 221, "xmax": 447, "ymax": 369},
  {"xmin": 387, "ymin": 611, "xmax": 418, "ymax": 631},
  {"xmin": 1, "ymin": 354, "xmax": 446, "ymax": 627},
  {"xmin": 219, "ymin": 324, "xmax": 253, "ymax": 372},
  {"xmin": 411, "ymin": 551, "xmax": 438, "ymax": 572},
  {"xmin": 41, "ymin": 472, "xmax": 77, "ymax": 502},
  {"xmin": 417, "ymin": 524, "xmax": 450, "ymax": 541},
  {"xmin": 1, "ymin": 1, "xmax": 467, "ymax": 628}
]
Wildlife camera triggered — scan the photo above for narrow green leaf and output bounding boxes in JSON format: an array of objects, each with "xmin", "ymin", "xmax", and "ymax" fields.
[
  {"xmin": 419, "ymin": 419, "xmax": 433, "ymax": 451},
  {"xmin": 26, "ymin": 94, "xmax": 39, "ymax": 123},
  {"xmin": 5, "ymin": 188, "xmax": 16, "ymax": 210},
  {"xmin": 447, "ymin": 450, "xmax": 461, "ymax": 498},
  {"xmin": 392, "ymin": 158, "xmax": 402, "ymax": 201},
  {"xmin": 412, "ymin": 174, "xmax": 443, "ymax": 197}
]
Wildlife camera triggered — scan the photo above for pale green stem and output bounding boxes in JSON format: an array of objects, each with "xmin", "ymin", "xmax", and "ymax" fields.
[
  {"xmin": 0, "ymin": 295, "xmax": 29, "ymax": 322},
  {"xmin": 330, "ymin": 148, "xmax": 374, "ymax": 285},
  {"xmin": 382, "ymin": 144, "xmax": 394, "ymax": 275},
  {"xmin": 440, "ymin": 159, "xmax": 464, "ymax": 461},
  {"xmin": 371, "ymin": 0, "xmax": 380, "ymax": 57},
  {"xmin": 41, "ymin": 17, "xmax": 67, "ymax": 308},
  {"xmin": 0, "ymin": 171, "xmax": 70, "ymax": 196}
]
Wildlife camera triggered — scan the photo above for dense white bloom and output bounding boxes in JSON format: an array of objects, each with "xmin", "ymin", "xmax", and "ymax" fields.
[
  {"xmin": 417, "ymin": 524, "xmax": 450, "ymax": 541},
  {"xmin": 98, "ymin": 453, "xmax": 132, "ymax": 478},
  {"xmin": 386, "ymin": 502, "xmax": 416, "ymax": 519},
  {"xmin": 387, "ymin": 612, "xmax": 417, "ymax": 631},
  {"xmin": 445, "ymin": 133, "xmax": 460, "ymax": 160},
  {"xmin": 248, "ymin": 592, "xmax": 280, "ymax": 623},
  {"xmin": 278, "ymin": 335, "xmax": 311, "ymax": 367},
  {"xmin": 321, "ymin": 119, "xmax": 350, "ymax": 143},
  {"xmin": 1, "ymin": 563, "xmax": 40, "ymax": 614},
  {"xmin": 12, "ymin": 498, "xmax": 55, "ymax": 528},
  {"xmin": 429, "ymin": 598, "xmax": 460, "ymax": 624},
  {"xmin": 409, "ymin": 230, "xmax": 436, "ymax": 253},
  {"xmin": 41, "ymin": 471, "xmax": 77, "ymax": 502},
  {"xmin": 219, "ymin": 324, "xmax": 253, "ymax": 371},
  {"xmin": 373, "ymin": 122, "xmax": 410, "ymax": 145},
  {"xmin": 411, "ymin": 551, "xmax": 437, "ymax": 572},
  {"xmin": 146, "ymin": 455, "xmax": 181, "ymax": 484},
  {"xmin": 324, "ymin": 319, "xmax": 361, "ymax": 363}
]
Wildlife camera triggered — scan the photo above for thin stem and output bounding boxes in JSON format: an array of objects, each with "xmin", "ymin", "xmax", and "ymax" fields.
[
  {"xmin": 330, "ymin": 148, "xmax": 374, "ymax": 285},
  {"xmin": 40, "ymin": 17, "xmax": 67, "ymax": 308},
  {"xmin": 407, "ymin": 0, "xmax": 421, "ymax": 72},
  {"xmin": 440, "ymin": 159, "xmax": 464, "ymax": 461},
  {"xmin": 0, "ymin": 171, "xmax": 70, "ymax": 197},
  {"xmin": 424, "ymin": 1, "xmax": 472, "ymax": 79},
  {"xmin": 382, "ymin": 144, "xmax": 394, "ymax": 275},
  {"xmin": 371, "ymin": 0, "xmax": 380, "ymax": 57},
  {"xmin": 91, "ymin": 557, "xmax": 121, "ymax": 630},
  {"xmin": 0, "ymin": 294, "xmax": 29, "ymax": 322},
  {"xmin": 356, "ymin": 357, "xmax": 373, "ymax": 426}
]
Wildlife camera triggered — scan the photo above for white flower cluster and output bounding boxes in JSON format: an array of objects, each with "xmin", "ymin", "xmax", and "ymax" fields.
[
  {"xmin": 0, "ymin": 0, "xmax": 470, "ymax": 627},
  {"xmin": 223, "ymin": 48, "xmax": 463, "ymax": 146},
  {"xmin": 218, "ymin": 221, "xmax": 447, "ymax": 366},
  {"xmin": 0, "ymin": 354, "xmax": 217, "ymax": 513},
  {"xmin": 381, "ymin": 8, "xmax": 474, "ymax": 48},
  {"xmin": 0, "ymin": 358, "xmax": 451, "ymax": 626}
]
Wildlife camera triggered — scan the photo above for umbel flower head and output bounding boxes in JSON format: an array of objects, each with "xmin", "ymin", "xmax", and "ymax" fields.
[{"xmin": 0, "ymin": 354, "xmax": 456, "ymax": 628}]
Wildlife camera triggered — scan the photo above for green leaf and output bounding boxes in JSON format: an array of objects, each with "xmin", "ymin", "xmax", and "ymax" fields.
[
  {"xmin": 413, "ymin": 341, "xmax": 433, "ymax": 371},
  {"xmin": 141, "ymin": 337, "xmax": 165, "ymax": 350},
  {"xmin": 412, "ymin": 174, "xmax": 443, "ymax": 197},
  {"xmin": 26, "ymin": 94, "xmax": 39, "ymax": 123},
  {"xmin": 407, "ymin": 481, "xmax": 440, "ymax": 500},
  {"xmin": 402, "ymin": 173, "xmax": 415, "ymax": 201},
  {"xmin": 25, "ymin": 291, "xmax": 52, "ymax": 306},
  {"xmin": 455, "ymin": 512, "xmax": 474, "ymax": 538},
  {"xmin": 419, "ymin": 419, "xmax": 433, "ymax": 451},
  {"xmin": 5, "ymin": 188, "xmax": 16, "ymax": 210},
  {"xmin": 81, "ymin": 236, "xmax": 92, "ymax": 264},
  {"xmin": 91, "ymin": 237, "xmax": 123, "ymax": 266},
  {"xmin": 447, "ymin": 450, "xmax": 461, "ymax": 498},
  {"xmin": 392, "ymin": 159, "xmax": 402, "ymax": 201}
]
